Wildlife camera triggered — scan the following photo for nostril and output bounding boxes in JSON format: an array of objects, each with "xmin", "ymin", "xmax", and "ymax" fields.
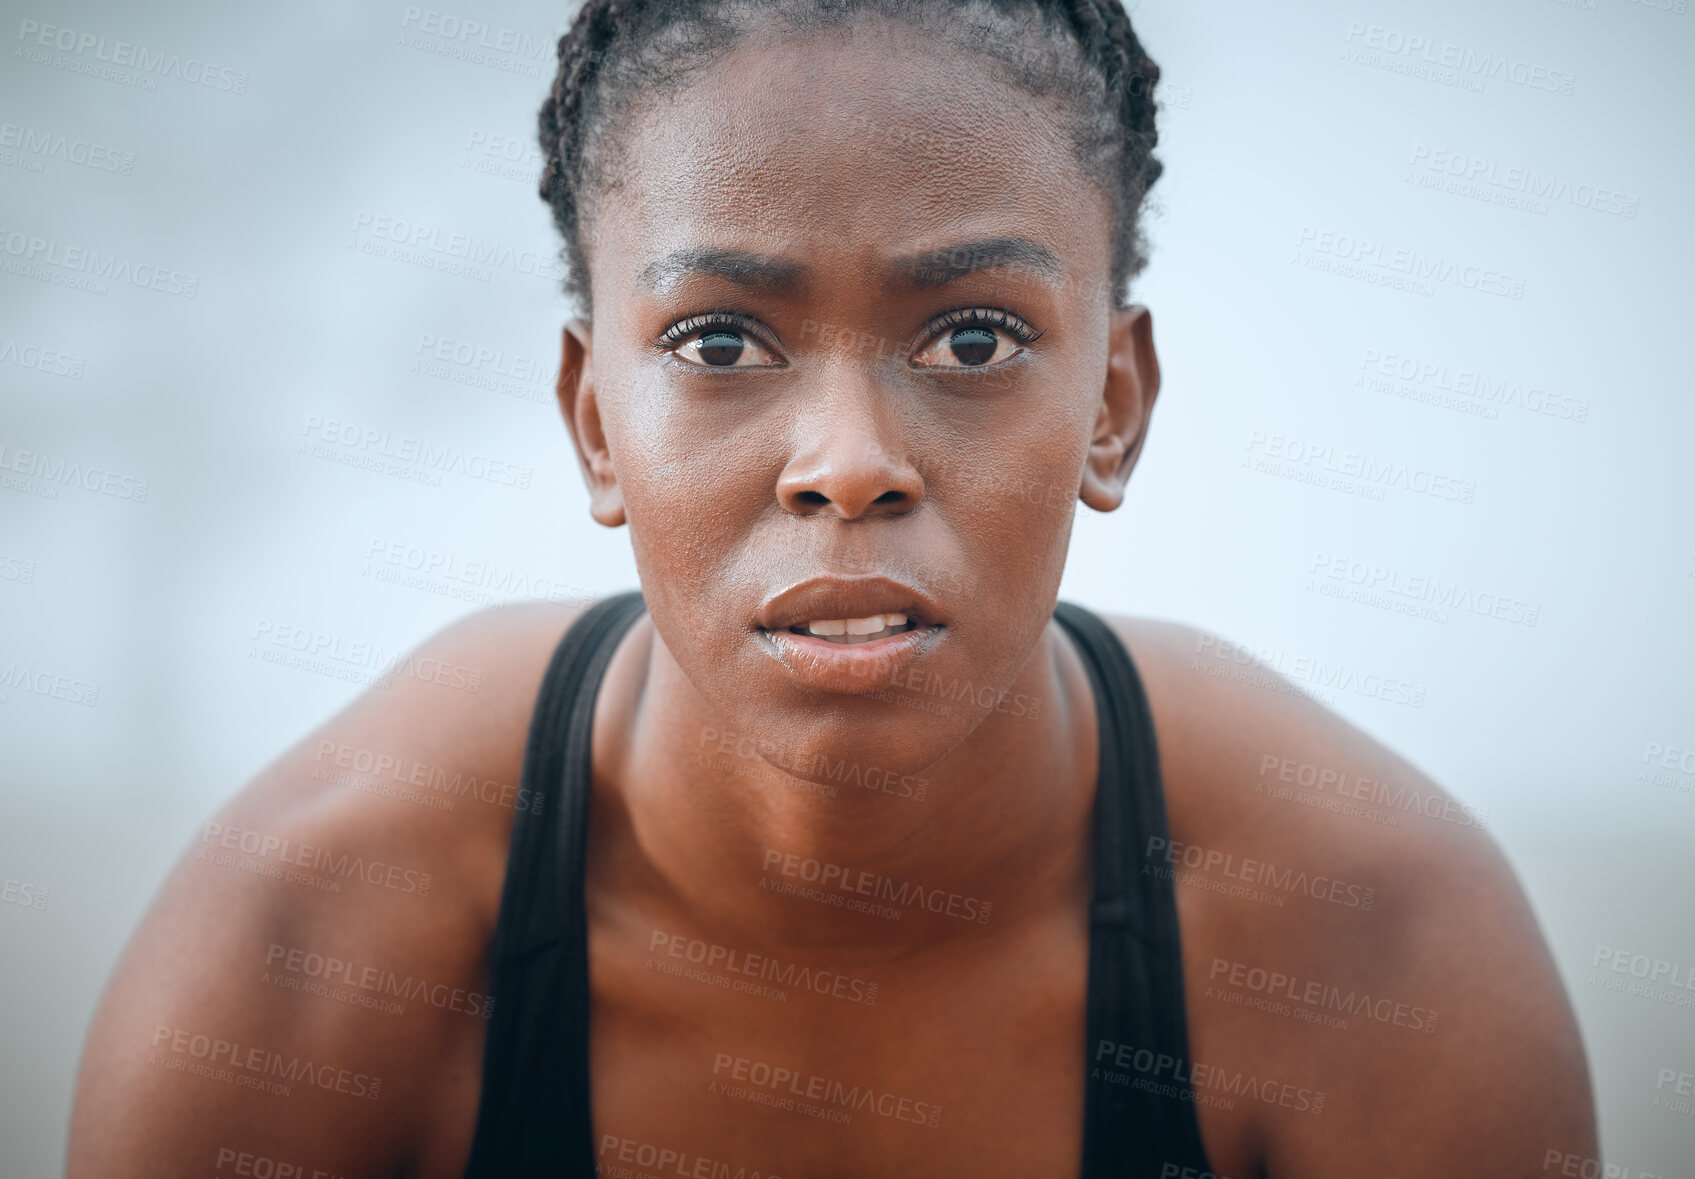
[
  {"xmin": 796, "ymin": 490, "xmax": 829, "ymax": 506},
  {"xmin": 874, "ymin": 490, "xmax": 906, "ymax": 504}
]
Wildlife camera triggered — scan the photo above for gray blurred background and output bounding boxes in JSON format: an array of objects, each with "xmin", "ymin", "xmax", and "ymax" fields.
[{"xmin": 2, "ymin": 0, "xmax": 1691, "ymax": 1173}]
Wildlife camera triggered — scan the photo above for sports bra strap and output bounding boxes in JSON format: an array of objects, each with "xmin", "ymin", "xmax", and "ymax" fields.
[
  {"xmin": 462, "ymin": 590, "xmax": 647, "ymax": 1176},
  {"xmin": 1054, "ymin": 602, "xmax": 1213, "ymax": 1177}
]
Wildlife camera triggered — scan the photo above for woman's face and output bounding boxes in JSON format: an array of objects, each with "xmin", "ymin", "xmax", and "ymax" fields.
[{"xmin": 566, "ymin": 20, "xmax": 1151, "ymax": 779}]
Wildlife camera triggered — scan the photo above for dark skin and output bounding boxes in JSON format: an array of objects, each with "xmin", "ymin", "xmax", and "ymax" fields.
[{"xmin": 68, "ymin": 20, "xmax": 1596, "ymax": 1179}]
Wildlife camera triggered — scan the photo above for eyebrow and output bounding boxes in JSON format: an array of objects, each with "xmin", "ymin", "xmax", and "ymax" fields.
[
  {"xmin": 639, "ymin": 247, "xmax": 805, "ymax": 294},
  {"xmin": 893, "ymin": 237, "xmax": 1063, "ymax": 288},
  {"xmin": 636, "ymin": 236, "xmax": 1064, "ymax": 294}
]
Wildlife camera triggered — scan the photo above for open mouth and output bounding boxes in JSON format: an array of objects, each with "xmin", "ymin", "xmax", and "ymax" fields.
[{"xmin": 786, "ymin": 613, "xmax": 919, "ymax": 645}]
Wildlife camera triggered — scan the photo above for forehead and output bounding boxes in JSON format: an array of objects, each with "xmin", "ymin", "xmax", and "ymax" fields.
[{"xmin": 586, "ymin": 20, "xmax": 1110, "ymax": 295}]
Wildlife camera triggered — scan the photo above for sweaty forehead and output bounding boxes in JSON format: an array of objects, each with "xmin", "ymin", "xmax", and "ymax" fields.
[{"xmin": 585, "ymin": 23, "xmax": 1110, "ymax": 296}]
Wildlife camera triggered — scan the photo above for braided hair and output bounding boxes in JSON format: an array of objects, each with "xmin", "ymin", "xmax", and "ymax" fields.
[{"xmin": 537, "ymin": 0, "xmax": 1163, "ymax": 315}]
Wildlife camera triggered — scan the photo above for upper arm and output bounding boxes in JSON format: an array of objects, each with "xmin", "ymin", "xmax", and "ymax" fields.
[
  {"xmin": 66, "ymin": 791, "xmax": 447, "ymax": 1178},
  {"xmin": 1300, "ymin": 840, "xmax": 1595, "ymax": 1175},
  {"xmin": 1112, "ymin": 616, "xmax": 1597, "ymax": 1177},
  {"xmin": 66, "ymin": 601, "xmax": 582, "ymax": 1179},
  {"xmin": 1261, "ymin": 814, "xmax": 1598, "ymax": 1178}
]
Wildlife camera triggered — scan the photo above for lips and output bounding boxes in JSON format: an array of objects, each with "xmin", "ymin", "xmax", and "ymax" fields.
[
  {"xmin": 756, "ymin": 575, "xmax": 943, "ymax": 633},
  {"xmin": 754, "ymin": 575, "xmax": 946, "ymax": 693}
]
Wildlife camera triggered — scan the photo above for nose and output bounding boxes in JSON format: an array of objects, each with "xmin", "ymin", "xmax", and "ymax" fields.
[{"xmin": 775, "ymin": 370, "xmax": 925, "ymax": 520}]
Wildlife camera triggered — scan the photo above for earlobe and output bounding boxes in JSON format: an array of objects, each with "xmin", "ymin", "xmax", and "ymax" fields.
[
  {"xmin": 1079, "ymin": 304, "xmax": 1160, "ymax": 513},
  {"xmin": 556, "ymin": 321, "xmax": 627, "ymax": 528}
]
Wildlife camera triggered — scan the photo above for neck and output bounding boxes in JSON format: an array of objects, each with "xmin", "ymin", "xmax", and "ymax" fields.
[{"xmin": 601, "ymin": 614, "xmax": 1101, "ymax": 954}]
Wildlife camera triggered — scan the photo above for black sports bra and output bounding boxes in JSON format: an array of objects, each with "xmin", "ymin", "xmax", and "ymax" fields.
[{"xmin": 462, "ymin": 591, "xmax": 1215, "ymax": 1177}]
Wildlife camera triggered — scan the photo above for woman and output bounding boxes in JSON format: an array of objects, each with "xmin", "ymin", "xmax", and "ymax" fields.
[{"xmin": 67, "ymin": 1, "xmax": 1596, "ymax": 1175}]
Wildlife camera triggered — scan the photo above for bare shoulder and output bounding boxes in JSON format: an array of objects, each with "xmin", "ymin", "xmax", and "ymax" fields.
[
  {"xmin": 68, "ymin": 599, "xmax": 591, "ymax": 1179},
  {"xmin": 213, "ymin": 598, "xmax": 592, "ymax": 924},
  {"xmin": 1102, "ymin": 614, "xmax": 1597, "ymax": 1176}
]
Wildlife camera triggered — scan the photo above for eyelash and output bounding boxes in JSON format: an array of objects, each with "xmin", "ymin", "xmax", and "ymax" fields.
[
  {"xmin": 653, "ymin": 310, "xmax": 772, "ymax": 353},
  {"xmin": 917, "ymin": 307, "xmax": 1045, "ymax": 350},
  {"xmin": 654, "ymin": 306, "xmax": 1044, "ymax": 364}
]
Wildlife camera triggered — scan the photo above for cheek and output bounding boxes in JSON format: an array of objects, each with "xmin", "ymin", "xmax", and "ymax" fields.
[
  {"xmin": 608, "ymin": 388, "xmax": 766, "ymax": 573},
  {"xmin": 964, "ymin": 437, "xmax": 1089, "ymax": 604},
  {"xmin": 951, "ymin": 478, "xmax": 1077, "ymax": 594},
  {"xmin": 942, "ymin": 406, "xmax": 1089, "ymax": 529}
]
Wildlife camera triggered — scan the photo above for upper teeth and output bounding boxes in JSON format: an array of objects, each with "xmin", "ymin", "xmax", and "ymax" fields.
[{"xmin": 805, "ymin": 613, "xmax": 908, "ymax": 636}]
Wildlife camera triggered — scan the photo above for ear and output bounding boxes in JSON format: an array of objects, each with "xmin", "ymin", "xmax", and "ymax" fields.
[
  {"xmin": 556, "ymin": 320, "xmax": 626, "ymax": 528},
  {"xmin": 1078, "ymin": 303, "xmax": 1160, "ymax": 513}
]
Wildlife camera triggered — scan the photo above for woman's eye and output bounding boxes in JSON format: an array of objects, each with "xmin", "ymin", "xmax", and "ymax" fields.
[
  {"xmin": 912, "ymin": 324, "xmax": 1023, "ymax": 369},
  {"xmin": 671, "ymin": 328, "xmax": 782, "ymax": 368}
]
